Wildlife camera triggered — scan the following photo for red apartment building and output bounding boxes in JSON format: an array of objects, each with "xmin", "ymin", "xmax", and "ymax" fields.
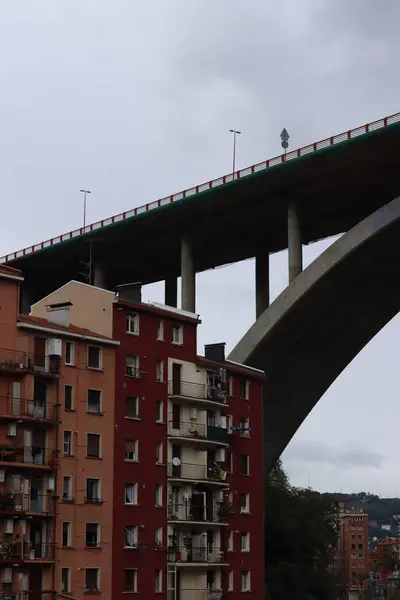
[
  {"xmin": 29, "ymin": 280, "xmax": 266, "ymax": 600},
  {"xmin": 336, "ymin": 510, "xmax": 369, "ymax": 597}
]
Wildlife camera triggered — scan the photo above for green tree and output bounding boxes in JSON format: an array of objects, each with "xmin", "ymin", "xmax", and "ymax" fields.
[{"xmin": 265, "ymin": 460, "xmax": 340, "ymax": 600}]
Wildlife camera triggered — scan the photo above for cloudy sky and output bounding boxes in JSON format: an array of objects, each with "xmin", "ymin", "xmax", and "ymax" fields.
[{"xmin": 0, "ymin": 0, "xmax": 399, "ymax": 496}]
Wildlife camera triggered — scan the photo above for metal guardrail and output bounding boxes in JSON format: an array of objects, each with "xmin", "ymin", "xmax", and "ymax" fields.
[
  {"xmin": 0, "ymin": 539, "xmax": 55, "ymax": 561},
  {"xmin": 0, "ymin": 491, "xmax": 53, "ymax": 514},
  {"xmin": 167, "ymin": 462, "xmax": 228, "ymax": 483},
  {"xmin": 0, "ymin": 396, "xmax": 58, "ymax": 422},
  {"xmin": 168, "ymin": 422, "xmax": 228, "ymax": 444},
  {"xmin": 0, "ymin": 446, "xmax": 57, "ymax": 467},
  {"xmin": 168, "ymin": 503, "xmax": 222, "ymax": 523},
  {"xmin": 167, "ymin": 546, "xmax": 225, "ymax": 564},
  {"xmin": 0, "ymin": 349, "xmax": 60, "ymax": 376},
  {"xmin": 2, "ymin": 112, "xmax": 400, "ymax": 265},
  {"xmin": 168, "ymin": 381, "xmax": 227, "ymax": 404}
]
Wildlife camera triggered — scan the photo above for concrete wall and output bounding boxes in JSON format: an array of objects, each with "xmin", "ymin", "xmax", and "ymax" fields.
[{"xmin": 31, "ymin": 280, "xmax": 115, "ymax": 338}]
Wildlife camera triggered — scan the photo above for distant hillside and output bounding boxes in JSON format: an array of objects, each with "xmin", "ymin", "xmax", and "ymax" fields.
[{"xmin": 323, "ymin": 492, "xmax": 400, "ymax": 527}]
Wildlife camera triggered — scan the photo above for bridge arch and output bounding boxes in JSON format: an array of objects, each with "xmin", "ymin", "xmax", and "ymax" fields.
[{"xmin": 228, "ymin": 196, "xmax": 400, "ymax": 471}]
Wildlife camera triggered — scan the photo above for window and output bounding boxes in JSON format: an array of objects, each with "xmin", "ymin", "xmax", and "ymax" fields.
[
  {"xmin": 65, "ymin": 341, "xmax": 75, "ymax": 366},
  {"xmin": 62, "ymin": 476, "xmax": 73, "ymax": 501},
  {"xmin": 85, "ymin": 568, "xmax": 100, "ymax": 593},
  {"xmin": 351, "ymin": 544, "xmax": 355, "ymax": 549},
  {"xmin": 228, "ymin": 570, "xmax": 234, "ymax": 592},
  {"xmin": 240, "ymin": 454, "xmax": 250, "ymax": 476},
  {"xmin": 172, "ymin": 323, "xmax": 183, "ymax": 345},
  {"xmin": 88, "ymin": 389, "xmax": 101, "ymax": 414},
  {"xmin": 240, "ymin": 416, "xmax": 250, "ymax": 437},
  {"xmin": 359, "ymin": 553, "xmax": 363, "ymax": 559},
  {"xmin": 156, "ymin": 320, "xmax": 164, "ymax": 341},
  {"xmin": 358, "ymin": 543, "xmax": 363, "ymax": 549},
  {"xmin": 123, "ymin": 569, "xmax": 137, "ymax": 593},
  {"xmin": 126, "ymin": 396, "xmax": 139, "ymax": 419},
  {"xmin": 155, "ymin": 527, "xmax": 163, "ymax": 548},
  {"xmin": 352, "ymin": 534, "xmax": 356, "ymax": 539},
  {"xmin": 156, "ymin": 400, "xmax": 163, "ymax": 423},
  {"xmin": 125, "ymin": 483, "xmax": 138, "ymax": 505},
  {"xmin": 241, "ymin": 570, "xmax": 251, "ymax": 592},
  {"xmin": 86, "ymin": 523, "xmax": 101, "ymax": 548},
  {"xmin": 352, "ymin": 562, "xmax": 357, "ymax": 568},
  {"xmin": 126, "ymin": 313, "xmax": 139, "ymax": 335},
  {"xmin": 155, "ymin": 569, "xmax": 163, "ymax": 593},
  {"xmin": 156, "ymin": 360, "xmax": 163, "ymax": 382},
  {"xmin": 61, "ymin": 568, "xmax": 71, "ymax": 593},
  {"xmin": 227, "ymin": 375, "xmax": 233, "ymax": 396},
  {"xmin": 64, "ymin": 385, "xmax": 73, "ymax": 411},
  {"xmin": 86, "ymin": 478, "xmax": 101, "ymax": 503},
  {"xmin": 63, "ymin": 431, "xmax": 72, "ymax": 455},
  {"xmin": 88, "ymin": 346, "xmax": 102, "ymax": 369},
  {"xmin": 228, "ymin": 531, "xmax": 233, "ymax": 551},
  {"xmin": 156, "ymin": 442, "xmax": 163, "ymax": 465},
  {"xmin": 125, "ymin": 525, "xmax": 138, "ymax": 548},
  {"xmin": 240, "ymin": 493, "xmax": 250, "ymax": 514},
  {"xmin": 126, "ymin": 354, "xmax": 140, "ymax": 378},
  {"xmin": 62, "ymin": 522, "xmax": 72, "ymax": 547},
  {"xmin": 239, "ymin": 380, "xmax": 249, "ymax": 399},
  {"xmin": 87, "ymin": 433, "xmax": 101, "ymax": 458},
  {"xmin": 125, "ymin": 439, "xmax": 138, "ymax": 462},
  {"xmin": 241, "ymin": 532, "xmax": 250, "ymax": 552},
  {"xmin": 226, "ymin": 450, "xmax": 233, "ymax": 473},
  {"xmin": 156, "ymin": 484, "xmax": 163, "ymax": 507}
]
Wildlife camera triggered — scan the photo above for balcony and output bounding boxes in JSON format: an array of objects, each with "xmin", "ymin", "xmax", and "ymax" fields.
[
  {"xmin": 0, "ymin": 350, "xmax": 60, "ymax": 379},
  {"xmin": 0, "ymin": 446, "xmax": 58, "ymax": 470},
  {"xmin": 0, "ymin": 594, "xmax": 54, "ymax": 600},
  {"xmin": 168, "ymin": 380, "xmax": 227, "ymax": 407},
  {"xmin": 168, "ymin": 422, "xmax": 228, "ymax": 446},
  {"xmin": 167, "ymin": 591, "xmax": 223, "ymax": 600},
  {"xmin": 167, "ymin": 463, "xmax": 228, "ymax": 486},
  {"xmin": 0, "ymin": 397, "xmax": 59, "ymax": 425},
  {"xmin": 168, "ymin": 503, "xmax": 227, "ymax": 525},
  {"xmin": 0, "ymin": 492, "xmax": 53, "ymax": 516},
  {"xmin": 167, "ymin": 545, "xmax": 227, "ymax": 565},
  {"xmin": 0, "ymin": 539, "xmax": 55, "ymax": 563}
]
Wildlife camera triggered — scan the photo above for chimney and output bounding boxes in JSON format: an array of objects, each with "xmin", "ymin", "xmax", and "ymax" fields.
[
  {"xmin": 116, "ymin": 282, "xmax": 142, "ymax": 304},
  {"xmin": 46, "ymin": 302, "xmax": 72, "ymax": 327},
  {"xmin": 204, "ymin": 343, "xmax": 226, "ymax": 363}
]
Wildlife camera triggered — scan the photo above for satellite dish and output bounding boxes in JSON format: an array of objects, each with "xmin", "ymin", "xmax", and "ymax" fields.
[{"xmin": 172, "ymin": 457, "xmax": 181, "ymax": 467}]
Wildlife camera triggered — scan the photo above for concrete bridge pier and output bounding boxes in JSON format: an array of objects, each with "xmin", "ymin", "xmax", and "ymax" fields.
[
  {"xmin": 255, "ymin": 251, "xmax": 270, "ymax": 318},
  {"xmin": 165, "ymin": 277, "xmax": 178, "ymax": 308},
  {"xmin": 288, "ymin": 202, "xmax": 303, "ymax": 283},
  {"xmin": 181, "ymin": 237, "xmax": 196, "ymax": 313}
]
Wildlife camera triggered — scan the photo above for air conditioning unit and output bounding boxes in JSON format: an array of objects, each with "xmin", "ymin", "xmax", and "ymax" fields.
[
  {"xmin": 2, "ymin": 567, "xmax": 12, "ymax": 584},
  {"xmin": 216, "ymin": 448, "xmax": 226, "ymax": 462},
  {"xmin": 219, "ymin": 368, "xmax": 227, "ymax": 384},
  {"xmin": 47, "ymin": 477, "xmax": 55, "ymax": 491},
  {"xmin": 218, "ymin": 490, "xmax": 224, "ymax": 503},
  {"xmin": 190, "ymin": 407, "xmax": 198, "ymax": 420},
  {"xmin": 219, "ymin": 416, "xmax": 227, "ymax": 430},
  {"xmin": 48, "ymin": 339, "xmax": 62, "ymax": 357},
  {"xmin": 7, "ymin": 423, "xmax": 17, "ymax": 437}
]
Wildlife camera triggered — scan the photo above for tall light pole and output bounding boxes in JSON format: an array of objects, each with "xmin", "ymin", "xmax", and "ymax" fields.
[
  {"xmin": 229, "ymin": 129, "xmax": 241, "ymax": 178},
  {"xmin": 80, "ymin": 189, "xmax": 91, "ymax": 228}
]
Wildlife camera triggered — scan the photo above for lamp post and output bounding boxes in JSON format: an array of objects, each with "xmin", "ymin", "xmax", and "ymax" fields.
[
  {"xmin": 229, "ymin": 129, "xmax": 241, "ymax": 178},
  {"xmin": 80, "ymin": 189, "xmax": 91, "ymax": 228}
]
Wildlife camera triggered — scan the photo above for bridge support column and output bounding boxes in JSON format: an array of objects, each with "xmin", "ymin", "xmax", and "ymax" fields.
[
  {"xmin": 181, "ymin": 237, "xmax": 196, "ymax": 313},
  {"xmin": 93, "ymin": 262, "xmax": 107, "ymax": 289},
  {"xmin": 288, "ymin": 202, "xmax": 303, "ymax": 283},
  {"xmin": 165, "ymin": 277, "xmax": 178, "ymax": 308},
  {"xmin": 255, "ymin": 252, "xmax": 270, "ymax": 319}
]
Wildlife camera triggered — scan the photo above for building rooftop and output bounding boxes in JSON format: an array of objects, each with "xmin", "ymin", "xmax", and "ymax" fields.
[{"xmin": 17, "ymin": 314, "xmax": 119, "ymax": 345}]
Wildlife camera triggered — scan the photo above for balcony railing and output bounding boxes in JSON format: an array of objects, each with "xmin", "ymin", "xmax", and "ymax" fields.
[
  {"xmin": 167, "ymin": 591, "xmax": 223, "ymax": 600},
  {"xmin": 167, "ymin": 545, "xmax": 225, "ymax": 564},
  {"xmin": 0, "ymin": 491, "xmax": 53, "ymax": 514},
  {"xmin": 0, "ymin": 539, "xmax": 55, "ymax": 561},
  {"xmin": 168, "ymin": 463, "xmax": 228, "ymax": 484},
  {"xmin": 0, "ymin": 350, "xmax": 60, "ymax": 377},
  {"xmin": 0, "ymin": 446, "xmax": 57, "ymax": 468},
  {"xmin": 0, "ymin": 396, "xmax": 58, "ymax": 423},
  {"xmin": 168, "ymin": 503, "xmax": 223, "ymax": 523},
  {"xmin": 168, "ymin": 422, "xmax": 228, "ymax": 444},
  {"xmin": 168, "ymin": 381, "xmax": 227, "ymax": 405}
]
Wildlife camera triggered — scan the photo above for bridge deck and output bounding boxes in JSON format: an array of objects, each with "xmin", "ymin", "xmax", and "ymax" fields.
[{"xmin": 4, "ymin": 112, "xmax": 400, "ymax": 300}]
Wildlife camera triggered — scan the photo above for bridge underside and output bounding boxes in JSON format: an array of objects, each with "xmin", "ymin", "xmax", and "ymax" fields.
[{"xmin": 228, "ymin": 197, "xmax": 400, "ymax": 471}]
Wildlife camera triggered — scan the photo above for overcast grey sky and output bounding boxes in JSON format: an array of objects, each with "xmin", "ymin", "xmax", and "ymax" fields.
[{"xmin": 1, "ymin": 0, "xmax": 399, "ymax": 496}]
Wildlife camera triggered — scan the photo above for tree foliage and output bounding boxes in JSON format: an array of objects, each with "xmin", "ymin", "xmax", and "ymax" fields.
[{"xmin": 265, "ymin": 460, "xmax": 340, "ymax": 600}]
